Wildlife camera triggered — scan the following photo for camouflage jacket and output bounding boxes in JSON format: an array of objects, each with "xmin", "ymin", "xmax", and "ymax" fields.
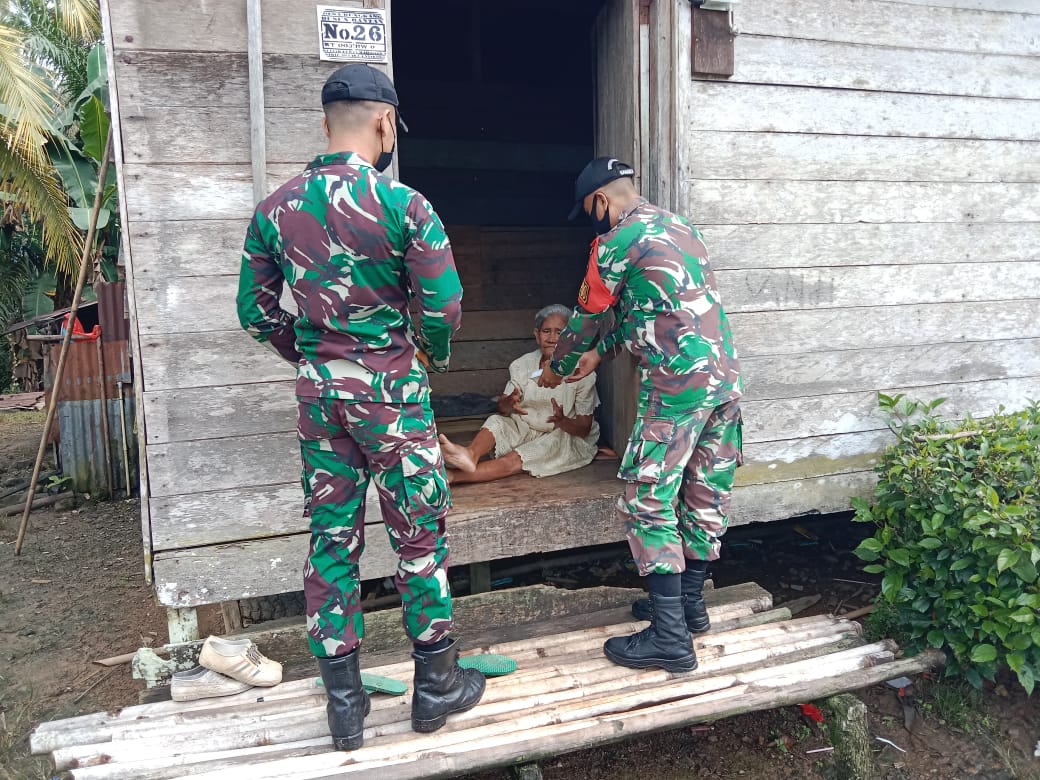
[
  {"xmin": 550, "ymin": 199, "xmax": 742, "ymax": 411},
  {"xmin": 237, "ymin": 151, "xmax": 463, "ymax": 403}
]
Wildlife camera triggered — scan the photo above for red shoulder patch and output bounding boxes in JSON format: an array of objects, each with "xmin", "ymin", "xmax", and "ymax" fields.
[{"xmin": 577, "ymin": 238, "xmax": 616, "ymax": 314}]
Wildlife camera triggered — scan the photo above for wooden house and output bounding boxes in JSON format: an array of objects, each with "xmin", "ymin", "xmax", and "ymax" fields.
[{"xmin": 100, "ymin": 0, "xmax": 1040, "ymax": 638}]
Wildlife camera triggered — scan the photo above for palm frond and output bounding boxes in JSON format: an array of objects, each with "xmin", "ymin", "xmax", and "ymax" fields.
[
  {"xmin": 0, "ymin": 134, "xmax": 83, "ymax": 276},
  {"xmin": 54, "ymin": 0, "xmax": 101, "ymax": 44},
  {"xmin": 0, "ymin": 24, "xmax": 56, "ymax": 170}
]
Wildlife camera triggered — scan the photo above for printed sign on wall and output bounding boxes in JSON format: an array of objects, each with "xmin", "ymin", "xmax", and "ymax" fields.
[{"xmin": 317, "ymin": 6, "xmax": 388, "ymax": 63}]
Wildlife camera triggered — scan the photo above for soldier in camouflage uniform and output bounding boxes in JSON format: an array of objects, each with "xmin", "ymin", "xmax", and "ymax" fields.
[
  {"xmin": 237, "ymin": 63, "xmax": 484, "ymax": 748},
  {"xmin": 540, "ymin": 157, "xmax": 743, "ymax": 673}
]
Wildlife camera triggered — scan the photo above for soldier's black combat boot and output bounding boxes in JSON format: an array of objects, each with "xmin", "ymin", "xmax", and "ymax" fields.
[
  {"xmin": 605, "ymin": 593, "xmax": 698, "ymax": 672},
  {"xmin": 631, "ymin": 560, "xmax": 711, "ymax": 633},
  {"xmin": 411, "ymin": 638, "xmax": 487, "ymax": 733},
  {"xmin": 317, "ymin": 649, "xmax": 371, "ymax": 750}
]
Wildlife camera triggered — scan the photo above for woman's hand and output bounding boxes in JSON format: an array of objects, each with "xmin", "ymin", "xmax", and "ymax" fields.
[
  {"xmin": 548, "ymin": 400, "xmax": 593, "ymax": 438},
  {"xmin": 566, "ymin": 349, "xmax": 601, "ymax": 383},
  {"xmin": 498, "ymin": 387, "xmax": 527, "ymax": 416}
]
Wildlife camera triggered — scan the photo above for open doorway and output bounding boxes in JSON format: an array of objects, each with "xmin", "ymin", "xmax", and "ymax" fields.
[{"xmin": 392, "ymin": 0, "xmax": 627, "ymax": 445}]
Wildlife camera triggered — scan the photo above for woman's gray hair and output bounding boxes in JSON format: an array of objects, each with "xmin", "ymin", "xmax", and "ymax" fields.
[{"xmin": 534, "ymin": 304, "xmax": 572, "ymax": 330}]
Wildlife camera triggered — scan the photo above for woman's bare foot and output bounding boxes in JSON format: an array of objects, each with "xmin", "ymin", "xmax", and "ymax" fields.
[{"xmin": 438, "ymin": 434, "xmax": 477, "ymax": 473}]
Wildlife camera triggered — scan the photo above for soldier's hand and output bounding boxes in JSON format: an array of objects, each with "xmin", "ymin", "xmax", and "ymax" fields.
[
  {"xmin": 537, "ymin": 358, "xmax": 564, "ymax": 388},
  {"xmin": 566, "ymin": 349, "xmax": 602, "ymax": 383},
  {"xmin": 416, "ymin": 349, "xmax": 430, "ymax": 368}
]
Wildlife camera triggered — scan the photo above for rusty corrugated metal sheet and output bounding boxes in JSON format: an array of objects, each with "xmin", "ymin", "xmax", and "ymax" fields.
[
  {"xmin": 96, "ymin": 280, "xmax": 129, "ymax": 342},
  {"xmin": 53, "ymin": 339, "xmax": 132, "ymax": 402},
  {"xmin": 56, "ymin": 398, "xmax": 138, "ymax": 495}
]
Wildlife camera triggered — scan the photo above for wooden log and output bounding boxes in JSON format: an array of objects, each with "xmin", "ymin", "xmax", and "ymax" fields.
[
  {"xmin": 825, "ymin": 693, "xmax": 877, "ymax": 780},
  {"xmin": 52, "ymin": 623, "xmax": 862, "ymax": 768},
  {"xmin": 39, "ymin": 589, "xmax": 774, "ymax": 751},
  {"xmin": 160, "ymin": 647, "xmax": 936, "ymax": 780},
  {"xmin": 47, "ymin": 617, "xmax": 848, "ymax": 762},
  {"xmin": 258, "ymin": 651, "xmax": 948, "ymax": 780},
  {"xmin": 63, "ymin": 636, "xmax": 886, "ymax": 778},
  {"xmin": 0, "ymin": 492, "xmax": 72, "ymax": 517}
]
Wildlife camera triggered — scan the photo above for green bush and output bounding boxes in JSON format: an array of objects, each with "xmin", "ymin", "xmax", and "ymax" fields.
[{"xmin": 852, "ymin": 394, "xmax": 1040, "ymax": 694}]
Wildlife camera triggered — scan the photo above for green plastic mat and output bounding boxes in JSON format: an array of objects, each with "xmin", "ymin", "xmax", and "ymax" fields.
[
  {"xmin": 457, "ymin": 654, "xmax": 518, "ymax": 676},
  {"xmin": 315, "ymin": 673, "xmax": 408, "ymax": 696}
]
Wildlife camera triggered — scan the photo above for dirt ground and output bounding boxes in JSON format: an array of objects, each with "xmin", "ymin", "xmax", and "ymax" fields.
[{"xmin": 1, "ymin": 411, "xmax": 1038, "ymax": 780}]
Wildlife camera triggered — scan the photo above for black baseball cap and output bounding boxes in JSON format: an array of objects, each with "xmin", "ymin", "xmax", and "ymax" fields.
[
  {"xmin": 567, "ymin": 156, "xmax": 636, "ymax": 219},
  {"xmin": 321, "ymin": 63, "xmax": 409, "ymax": 131}
]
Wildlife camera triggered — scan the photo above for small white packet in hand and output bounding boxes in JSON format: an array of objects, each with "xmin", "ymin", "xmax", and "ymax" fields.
[{"xmin": 530, "ymin": 369, "xmax": 543, "ymax": 379}]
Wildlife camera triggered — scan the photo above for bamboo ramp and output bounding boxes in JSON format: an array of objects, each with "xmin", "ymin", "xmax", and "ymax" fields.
[{"xmin": 32, "ymin": 584, "xmax": 943, "ymax": 780}]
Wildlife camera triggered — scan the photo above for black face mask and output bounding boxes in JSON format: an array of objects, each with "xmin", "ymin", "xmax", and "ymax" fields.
[
  {"xmin": 376, "ymin": 119, "xmax": 396, "ymax": 172},
  {"xmin": 589, "ymin": 196, "xmax": 612, "ymax": 235}
]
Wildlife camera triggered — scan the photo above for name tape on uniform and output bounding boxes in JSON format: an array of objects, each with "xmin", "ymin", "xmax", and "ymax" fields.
[{"xmin": 317, "ymin": 6, "xmax": 388, "ymax": 63}]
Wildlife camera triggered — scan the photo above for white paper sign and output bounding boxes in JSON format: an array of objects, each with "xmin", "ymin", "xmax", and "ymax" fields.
[{"xmin": 316, "ymin": 6, "xmax": 388, "ymax": 63}]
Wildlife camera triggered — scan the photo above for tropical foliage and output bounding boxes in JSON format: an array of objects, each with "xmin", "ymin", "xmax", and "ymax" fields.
[
  {"xmin": 1, "ymin": 0, "xmax": 115, "ymax": 391},
  {"xmin": 853, "ymin": 394, "xmax": 1040, "ymax": 694}
]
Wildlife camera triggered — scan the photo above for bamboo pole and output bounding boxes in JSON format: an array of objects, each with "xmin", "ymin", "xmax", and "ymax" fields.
[{"xmin": 15, "ymin": 131, "xmax": 113, "ymax": 555}]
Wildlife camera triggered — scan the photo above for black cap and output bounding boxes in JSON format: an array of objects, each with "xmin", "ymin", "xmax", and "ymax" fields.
[
  {"xmin": 321, "ymin": 63, "xmax": 408, "ymax": 132},
  {"xmin": 567, "ymin": 156, "xmax": 636, "ymax": 219}
]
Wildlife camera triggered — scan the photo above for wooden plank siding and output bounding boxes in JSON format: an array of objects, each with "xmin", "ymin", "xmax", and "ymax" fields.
[{"xmin": 670, "ymin": 0, "xmax": 1040, "ymax": 576}]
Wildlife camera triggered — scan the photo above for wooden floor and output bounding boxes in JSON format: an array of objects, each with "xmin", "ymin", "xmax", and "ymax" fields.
[{"xmin": 32, "ymin": 584, "xmax": 942, "ymax": 780}]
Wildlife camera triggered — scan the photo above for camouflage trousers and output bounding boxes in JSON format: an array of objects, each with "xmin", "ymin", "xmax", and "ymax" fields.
[
  {"xmin": 298, "ymin": 397, "xmax": 454, "ymax": 658},
  {"xmin": 618, "ymin": 397, "xmax": 743, "ymax": 575}
]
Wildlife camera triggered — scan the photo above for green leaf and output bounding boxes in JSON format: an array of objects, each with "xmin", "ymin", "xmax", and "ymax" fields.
[
  {"xmin": 50, "ymin": 143, "xmax": 98, "ymax": 208},
  {"xmin": 1006, "ymin": 652, "xmax": 1025, "ymax": 673},
  {"xmin": 918, "ymin": 537, "xmax": 943, "ymax": 550},
  {"xmin": 70, "ymin": 207, "xmax": 111, "ymax": 231},
  {"xmin": 78, "ymin": 95, "xmax": 110, "ymax": 164},
  {"xmin": 969, "ymin": 644, "xmax": 998, "ymax": 663},
  {"xmin": 888, "ymin": 548, "xmax": 911, "ymax": 567},
  {"xmin": 881, "ymin": 571, "xmax": 905, "ymax": 602},
  {"xmin": 1009, "ymin": 608, "xmax": 1035, "ymax": 624},
  {"xmin": 862, "ymin": 564, "xmax": 885, "ymax": 574},
  {"xmin": 1012, "ymin": 559, "xmax": 1038, "ymax": 585},
  {"xmin": 87, "ymin": 43, "xmax": 108, "ymax": 100},
  {"xmin": 1018, "ymin": 666, "xmax": 1035, "ymax": 696},
  {"xmin": 926, "ymin": 630, "xmax": 945, "ymax": 648},
  {"xmin": 997, "ymin": 548, "xmax": 1021, "ymax": 574},
  {"xmin": 21, "ymin": 271, "xmax": 57, "ymax": 321}
]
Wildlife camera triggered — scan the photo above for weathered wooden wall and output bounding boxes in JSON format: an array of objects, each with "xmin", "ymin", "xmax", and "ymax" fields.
[
  {"xmin": 108, "ymin": 0, "xmax": 1040, "ymax": 608},
  {"xmin": 673, "ymin": 0, "xmax": 1040, "ymax": 520}
]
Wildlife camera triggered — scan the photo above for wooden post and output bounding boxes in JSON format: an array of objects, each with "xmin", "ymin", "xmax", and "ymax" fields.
[
  {"xmin": 221, "ymin": 601, "xmax": 244, "ymax": 633},
  {"xmin": 508, "ymin": 763, "xmax": 543, "ymax": 780},
  {"xmin": 246, "ymin": 0, "xmax": 267, "ymax": 205},
  {"xmin": 824, "ymin": 693, "xmax": 877, "ymax": 780},
  {"xmin": 167, "ymin": 607, "xmax": 200, "ymax": 645}
]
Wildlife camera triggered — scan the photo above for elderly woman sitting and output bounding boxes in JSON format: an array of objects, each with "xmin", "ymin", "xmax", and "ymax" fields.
[{"xmin": 439, "ymin": 305, "xmax": 600, "ymax": 485}]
